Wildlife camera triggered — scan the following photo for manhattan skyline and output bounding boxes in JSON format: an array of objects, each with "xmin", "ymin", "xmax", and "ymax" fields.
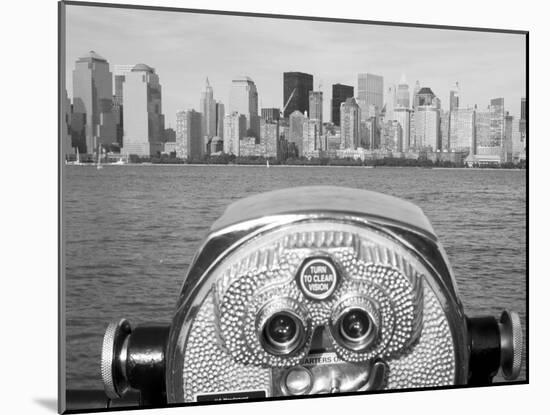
[{"xmin": 65, "ymin": 5, "xmax": 526, "ymax": 128}]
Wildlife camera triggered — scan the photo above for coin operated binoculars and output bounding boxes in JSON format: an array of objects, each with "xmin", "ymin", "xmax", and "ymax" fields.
[{"xmin": 70, "ymin": 186, "xmax": 523, "ymax": 410}]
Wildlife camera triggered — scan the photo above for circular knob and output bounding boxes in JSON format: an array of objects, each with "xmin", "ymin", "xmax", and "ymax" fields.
[
  {"xmin": 101, "ymin": 319, "xmax": 132, "ymax": 399},
  {"xmin": 499, "ymin": 310, "xmax": 522, "ymax": 380}
]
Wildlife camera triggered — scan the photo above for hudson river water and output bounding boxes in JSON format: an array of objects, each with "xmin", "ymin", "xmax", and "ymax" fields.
[{"xmin": 64, "ymin": 165, "xmax": 527, "ymax": 390}]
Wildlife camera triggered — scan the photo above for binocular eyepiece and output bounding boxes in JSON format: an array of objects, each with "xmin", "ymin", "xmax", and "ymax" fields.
[{"xmin": 95, "ymin": 186, "xmax": 522, "ymax": 408}]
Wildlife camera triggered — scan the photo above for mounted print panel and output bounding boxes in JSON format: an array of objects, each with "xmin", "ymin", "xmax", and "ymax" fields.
[{"xmin": 59, "ymin": 1, "xmax": 527, "ymax": 413}]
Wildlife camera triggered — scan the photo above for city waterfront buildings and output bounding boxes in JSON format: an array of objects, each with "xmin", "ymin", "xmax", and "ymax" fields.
[
  {"xmin": 289, "ymin": 110, "xmax": 306, "ymax": 155},
  {"xmin": 283, "ymin": 72, "xmax": 313, "ymax": 118},
  {"xmin": 121, "ymin": 63, "xmax": 165, "ymax": 156}
]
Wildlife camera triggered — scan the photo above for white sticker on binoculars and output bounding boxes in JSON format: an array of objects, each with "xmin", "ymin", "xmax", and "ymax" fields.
[{"xmin": 299, "ymin": 258, "xmax": 338, "ymax": 300}]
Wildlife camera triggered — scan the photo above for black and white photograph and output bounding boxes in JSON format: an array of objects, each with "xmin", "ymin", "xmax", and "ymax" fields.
[{"xmin": 58, "ymin": 1, "xmax": 527, "ymax": 413}]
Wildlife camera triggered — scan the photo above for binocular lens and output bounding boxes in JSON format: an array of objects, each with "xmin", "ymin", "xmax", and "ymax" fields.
[
  {"xmin": 340, "ymin": 308, "xmax": 371, "ymax": 342},
  {"xmin": 262, "ymin": 311, "xmax": 305, "ymax": 356},
  {"xmin": 267, "ymin": 314, "xmax": 298, "ymax": 344},
  {"xmin": 331, "ymin": 301, "xmax": 379, "ymax": 352}
]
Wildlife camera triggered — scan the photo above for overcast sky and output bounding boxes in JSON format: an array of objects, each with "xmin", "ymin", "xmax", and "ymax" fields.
[{"xmin": 65, "ymin": 4, "xmax": 526, "ymax": 127}]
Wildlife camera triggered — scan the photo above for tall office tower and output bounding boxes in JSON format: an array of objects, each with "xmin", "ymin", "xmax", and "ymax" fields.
[
  {"xmin": 340, "ymin": 97, "xmax": 361, "ymax": 149},
  {"xmin": 503, "ymin": 113, "xmax": 513, "ymax": 162},
  {"xmin": 396, "ymin": 74, "xmax": 410, "ymax": 108},
  {"xmin": 331, "ymin": 84, "xmax": 354, "ymax": 126},
  {"xmin": 229, "ymin": 76, "xmax": 259, "ymax": 138},
  {"xmin": 309, "ymin": 91, "xmax": 323, "ymax": 125},
  {"xmin": 260, "ymin": 119, "xmax": 280, "ymax": 159},
  {"xmin": 72, "ymin": 50, "xmax": 116, "ymax": 153},
  {"xmin": 302, "ymin": 118, "xmax": 320, "ymax": 156},
  {"xmin": 381, "ymin": 120, "xmax": 403, "ymax": 152},
  {"xmin": 200, "ymin": 77, "xmax": 217, "ymax": 139},
  {"xmin": 122, "ymin": 63, "xmax": 165, "ymax": 156},
  {"xmin": 261, "ymin": 108, "xmax": 281, "ymax": 122},
  {"xmin": 283, "ymin": 72, "xmax": 314, "ymax": 118},
  {"xmin": 414, "ymin": 105, "xmax": 440, "ymax": 150},
  {"xmin": 449, "ymin": 108, "xmax": 475, "ymax": 152},
  {"xmin": 112, "ymin": 65, "xmax": 134, "ymax": 146},
  {"xmin": 439, "ymin": 110, "xmax": 450, "ymax": 150},
  {"xmin": 394, "ymin": 107, "xmax": 412, "ymax": 151},
  {"xmin": 357, "ymin": 73, "xmax": 383, "ymax": 118},
  {"xmin": 63, "ymin": 89, "xmax": 73, "ymax": 155},
  {"xmin": 449, "ymin": 82, "xmax": 460, "ymax": 112},
  {"xmin": 475, "ymin": 109, "xmax": 491, "ymax": 150},
  {"xmin": 215, "ymin": 102, "xmax": 225, "ymax": 138},
  {"xmin": 384, "ymin": 84, "xmax": 397, "ymax": 120},
  {"xmin": 412, "ymin": 80, "xmax": 421, "ymax": 110},
  {"xmin": 289, "ymin": 110, "xmax": 306, "ymax": 156},
  {"xmin": 489, "ymin": 98, "xmax": 505, "ymax": 148},
  {"xmin": 223, "ymin": 112, "xmax": 247, "ymax": 156},
  {"xmin": 175, "ymin": 109, "xmax": 203, "ymax": 160}
]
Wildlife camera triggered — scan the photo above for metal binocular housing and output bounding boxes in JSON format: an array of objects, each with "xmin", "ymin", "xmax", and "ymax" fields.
[{"xmin": 67, "ymin": 186, "xmax": 523, "ymax": 410}]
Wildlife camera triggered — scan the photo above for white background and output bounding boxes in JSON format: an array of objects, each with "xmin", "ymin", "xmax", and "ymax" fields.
[{"xmin": 0, "ymin": 0, "xmax": 544, "ymax": 414}]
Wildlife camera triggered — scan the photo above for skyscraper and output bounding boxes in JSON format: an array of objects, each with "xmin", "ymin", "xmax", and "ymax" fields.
[
  {"xmin": 223, "ymin": 112, "xmax": 247, "ymax": 156},
  {"xmin": 283, "ymin": 72, "xmax": 314, "ymax": 118},
  {"xmin": 302, "ymin": 118, "xmax": 320, "ymax": 156},
  {"xmin": 175, "ymin": 109, "xmax": 203, "ymax": 160},
  {"xmin": 340, "ymin": 97, "xmax": 361, "ymax": 149},
  {"xmin": 229, "ymin": 76, "xmax": 259, "ymax": 138},
  {"xmin": 309, "ymin": 91, "xmax": 323, "ymax": 121},
  {"xmin": 384, "ymin": 84, "xmax": 397, "ymax": 120},
  {"xmin": 394, "ymin": 107, "xmax": 412, "ymax": 151},
  {"xmin": 449, "ymin": 108, "xmax": 475, "ymax": 152},
  {"xmin": 111, "ymin": 65, "xmax": 134, "ymax": 146},
  {"xmin": 412, "ymin": 80, "xmax": 421, "ymax": 111},
  {"xmin": 331, "ymin": 84, "xmax": 354, "ymax": 126},
  {"xmin": 396, "ymin": 74, "xmax": 410, "ymax": 108},
  {"xmin": 449, "ymin": 82, "xmax": 460, "ymax": 112},
  {"xmin": 414, "ymin": 105, "xmax": 440, "ymax": 150},
  {"xmin": 490, "ymin": 98, "xmax": 505, "ymax": 147},
  {"xmin": 289, "ymin": 110, "xmax": 306, "ymax": 155},
  {"xmin": 475, "ymin": 109, "xmax": 491, "ymax": 149},
  {"xmin": 72, "ymin": 50, "xmax": 116, "ymax": 153},
  {"xmin": 215, "ymin": 102, "xmax": 225, "ymax": 138},
  {"xmin": 260, "ymin": 119, "xmax": 280, "ymax": 159},
  {"xmin": 309, "ymin": 91, "xmax": 323, "ymax": 135},
  {"xmin": 357, "ymin": 73, "xmax": 383, "ymax": 117},
  {"xmin": 121, "ymin": 63, "xmax": 164, "ymax": 156},
  {"xmin": 200, "ymin": 77, "xmax": 217, "ymax": 139}
]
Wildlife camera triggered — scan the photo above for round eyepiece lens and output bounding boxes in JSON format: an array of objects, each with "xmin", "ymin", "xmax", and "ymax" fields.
[
  {"xmin": 341, "ymin": 308, "xmax": 370, "ymax": 340},
  {"xmin": 267, "ymin": 313, "xmax": 297, "ymax": 344}
]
